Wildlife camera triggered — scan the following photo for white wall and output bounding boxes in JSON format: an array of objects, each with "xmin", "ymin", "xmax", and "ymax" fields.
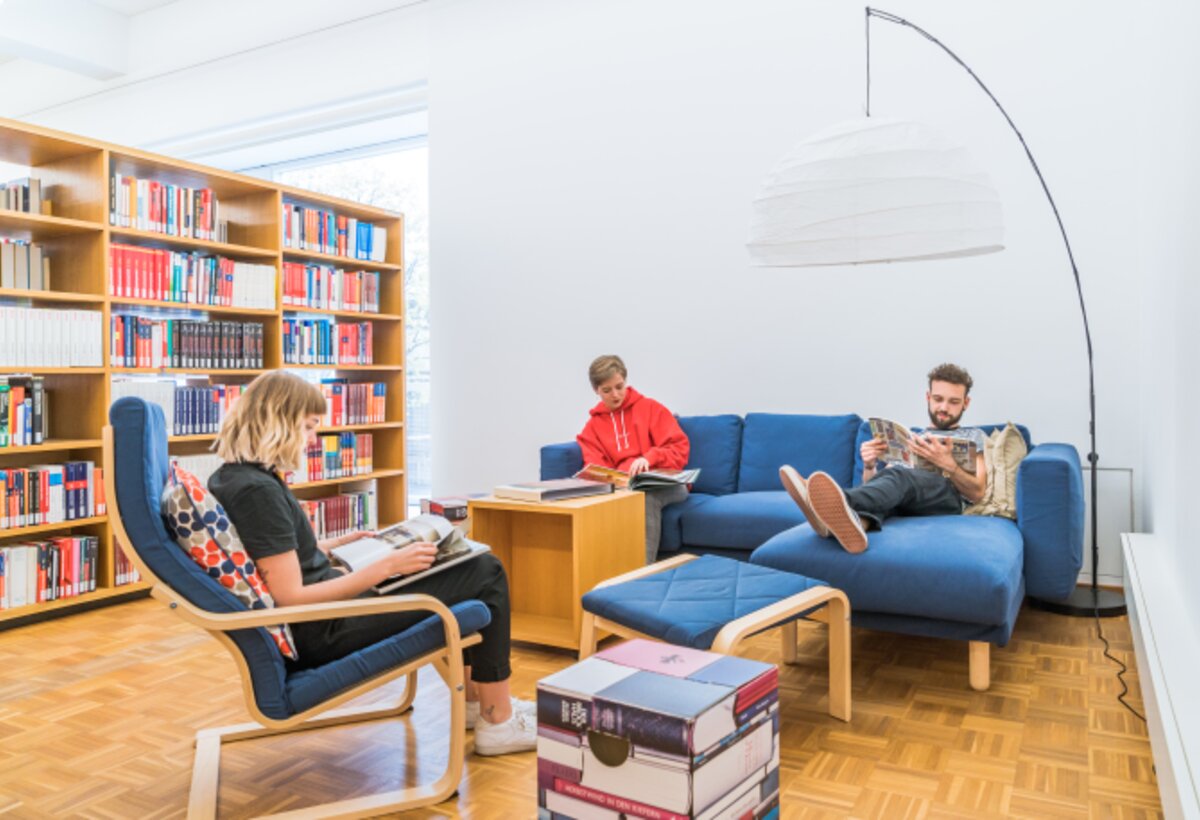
[
  {"xmin": 430, "ymin": 0, "xmax": 1142, "ymax": 583},
  {"xmin": 1137, "ymin": 0, "xmax": 1200, "ymax": 623}
]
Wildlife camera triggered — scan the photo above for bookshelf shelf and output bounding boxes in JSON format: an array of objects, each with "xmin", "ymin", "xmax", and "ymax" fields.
[
  {"xmin": 110, "ymin": 297, "xmax": 279, "ymax": 317},
  {"xmin": 0, "ymin": 209, "xmax": 105, "ymax": 240},
  {"xmin": 0, "ymin": 115, "xmax": 405, "ymax": 629},
  {"xmin": 0, "ymin": 288, "xmax": 105, "ymax": 306},
  {"xmin": 110, "ymin": 367, "xmax": 269, "ymax": 376},
  {"xmin": 0, "ymin": 582, "xmax": 149, "ymax": 624},
  {"xmin": 282, "ymin": 364, "xmax": 402, "ymax": 372},
  {"xmin": 283, "ymin": 306, "xmax": 403, "ymax": 322},
  {"xmin": 288, "ymin": 468, "xmax": 405, "ymax": 491},
  {"xmin": 166, "ymin": 422, "xmax": 403, "ymax": 444},
  {"xmin": 0, "ymin": 367, "xmax": 106, "ymax": 375},
  {"xmin": 109, "ymin": 227, "xmax": 278, "ymax": 260},
  {"xmin": 0, "ymin": 515, "xmax": 107, "ymax": 539},
  {"xmin": 282, "ymin": 247, "xmax": 403, "ymax": 272},
  {"xmin": 0, "ymin": 438, "xmax": 102, "ymax": 454}
]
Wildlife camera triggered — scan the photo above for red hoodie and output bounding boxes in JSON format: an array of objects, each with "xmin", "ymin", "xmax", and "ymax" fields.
[{"xmin": 576, "ymin": 387, "xmax": 690, "ymax": 472}]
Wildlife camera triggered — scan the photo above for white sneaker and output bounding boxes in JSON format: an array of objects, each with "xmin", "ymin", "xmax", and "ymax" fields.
[
  {"xmin": 474, "ymin": 708, "xmax": 537, "ymax": 756},
  {"xmin": 466, "ymin": 697, "xmax": 536, "ymax": 730}
]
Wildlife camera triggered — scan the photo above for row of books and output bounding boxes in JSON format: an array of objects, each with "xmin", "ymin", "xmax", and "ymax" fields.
[
  {"xmin": 296, "ymin": 432, "xmax": 373, "ymax": 484},
  {"xmin": 298, "ymin": 488, "xmax": 377, "ymax": 541},
  {"xmin": 1, "ymin": 239, "xmax": 50, "ymax": 291},
  {"xmin": 319, "ymin": 380, "xmax": 387, "ymax": 427},
  {"xmin": 281, "ymin": 203, "xmax": 388, "ymax": 262},
  {"xmin": 110, "ymin": 244, "xmax": 276, "ymax": 309},
  {"xmin": 281, "ymin": 262, "xmax": 381, "ymax": 313},
  {"xmin": 114, "ymin": 543, "xmax": 141, "ymax": 586},
  {"xmin": 0, "ymin": 462, "xmax": 105, "ymax": 530},
  {"xmin": 109, "ymin": 174, "xmax": 226, "ymax": 242},
  {"xmin": 0, "ymin": 307, "xmax": 103, "ymax": 368},
  {"xmin": 0, "ymin": 376, "xmax": 47, "ymax": 448},
  {"xmin": 282, "ymin": 318, "xmax": 374, "ymax": 366},
  {"xmin": 0, "ymin": 536, "xmax": 99, "ymax": 610},
  {"xmin": 110, "ymin": 316, "xmax": 265, "ymax": 370},
  {"xmin": 110, "ymin": 380, "xmax": 244, "ymax": 437},
  {"xmin": 1, "ymin": 176, "xmax": 44, "ymax": 214}
]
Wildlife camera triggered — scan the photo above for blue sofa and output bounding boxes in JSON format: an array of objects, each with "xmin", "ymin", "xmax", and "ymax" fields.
[{"xmin": 541, "ymin": 413, "xmax": 1084, "ymax": 689}]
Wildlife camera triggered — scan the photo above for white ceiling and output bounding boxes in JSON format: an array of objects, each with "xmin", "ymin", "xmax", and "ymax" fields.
[{"xmin": 85, "ymin": 0, "xmax": 180, "ymax": 16}]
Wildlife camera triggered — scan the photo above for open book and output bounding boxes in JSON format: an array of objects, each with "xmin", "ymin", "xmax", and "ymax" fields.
[
  {"xmin": 868, "ymin": 418, "xmax": 977, "ymax": 473},
  {"xmin": 574, "ymin": 463, "xmax": 701, "ymax": 491},
  {"xmin": 330, "ymin": 513, "xmax": 490, "ymax": 593}
]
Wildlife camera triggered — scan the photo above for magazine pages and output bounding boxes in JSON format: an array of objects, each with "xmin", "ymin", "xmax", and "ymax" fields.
[
  {"xmin": 330, "ymin": 513, "xmax": 489, "ymax": 592},
  {"xmin": 574, "ymin": 464, "xmax": 701, "ymax": 491},
  {"xmin": 868, "ymin": 418, "xmax": 976, "ymax": 473}
]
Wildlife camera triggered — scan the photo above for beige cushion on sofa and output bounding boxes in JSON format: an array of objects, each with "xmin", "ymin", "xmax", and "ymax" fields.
[{"xmin": 964, "ymin": 423, "xmax": 1028, "ymax": 520}]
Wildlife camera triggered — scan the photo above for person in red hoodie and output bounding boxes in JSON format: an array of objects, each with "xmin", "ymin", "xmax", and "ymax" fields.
[{"xmin": 577, "ymin": 355, "xmax": 690, "ymax": 563}]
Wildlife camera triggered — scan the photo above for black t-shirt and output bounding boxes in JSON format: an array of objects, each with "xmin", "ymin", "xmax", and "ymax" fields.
[{"xmin": 208, "ymin": 461, "xmax": 338, "ymax": 586}]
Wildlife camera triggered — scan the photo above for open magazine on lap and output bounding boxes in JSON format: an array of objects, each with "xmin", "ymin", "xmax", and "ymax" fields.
[
  {"xmin": 330, "ymin": 513, "xmax": 490, "ymax": 593},
  {"xmin": 574, "ymin": 463, "xmax": 700, "ymax": 491},
  {"xmin": 868, "ymin": 418, "xmax": 977, "ymax": 473}
]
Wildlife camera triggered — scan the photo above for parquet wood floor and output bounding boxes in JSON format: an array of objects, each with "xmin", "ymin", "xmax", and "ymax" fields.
[{"xmin": 0, "ymin": 600, "xmax": 1161, "ymax": 819}]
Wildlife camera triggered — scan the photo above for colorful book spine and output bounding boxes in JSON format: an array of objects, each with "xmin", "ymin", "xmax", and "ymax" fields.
[
  {"xmin": 109, "ymin": 174, "xmax": 224, "ymax": 242},
  {"xmin": 110, "ymin": 316, "xmax": 264, "ymax": 369},
  {"xmin": 282, "ymin": 318, "xmax": 373, "ymax": 365},
  {"xmin": 281, "ymin": 262, "xmax": 380, "ymax": 313},
  {"xmin": 293, "ymin": 432, "xmax": 373, "ymax": 483},
  {"xmin": 109, "ymin": 244, "xmax": 275, "ymax": 309},
  {"xmin": 281, "ymin": 202, "xmax": 386, "ymax": 262}
]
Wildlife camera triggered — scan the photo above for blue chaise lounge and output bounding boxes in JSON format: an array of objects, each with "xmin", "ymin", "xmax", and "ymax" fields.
[{"xmin": 541, "ymin": 412, "xmax": 1083, "ymax": 689}]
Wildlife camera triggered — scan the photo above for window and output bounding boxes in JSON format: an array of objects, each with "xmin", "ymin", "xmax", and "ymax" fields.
[{"xmin": 265, "ymin": 144, "xmax": 430, "ymax": 510}]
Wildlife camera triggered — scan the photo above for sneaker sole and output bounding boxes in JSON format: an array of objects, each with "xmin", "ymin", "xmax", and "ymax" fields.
[
  {"xmin": 807, "ymin": 472, "xmax": 868, "ymax": 553},
  {"xmin": 779, "ymin": 465, "xmax": 830, "ymax": 537},
  {"xmin": 474, "ymin": 740, "xmax": 537, "ymax": 756}
]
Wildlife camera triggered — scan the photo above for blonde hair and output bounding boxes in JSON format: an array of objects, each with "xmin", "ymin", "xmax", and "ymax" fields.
[
  {"xmin": 588, "ymin": 355, "xmax": 627, "ymax": 389},
  {"xmin": 214, "ymin": 371, "xmax": 326, "ymax": 473}
]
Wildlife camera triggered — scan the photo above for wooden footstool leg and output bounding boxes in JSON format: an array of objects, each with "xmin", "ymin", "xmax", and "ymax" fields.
[
  {"xmin": 826, "ymin": 592, "xmax": 851, "ymax": 722},
  {"xmin": 781, "ymin": 620, "xmax": 798, "ymax": 664},
  {"xmin": 579, "ymin": 612, "xmax": 598, "ymax": 660}
]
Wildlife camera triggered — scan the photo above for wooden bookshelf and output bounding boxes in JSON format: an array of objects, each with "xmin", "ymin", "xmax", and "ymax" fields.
[{"xmin": 0, "ymin": 117, "xmax": 406, "ymax": 628}]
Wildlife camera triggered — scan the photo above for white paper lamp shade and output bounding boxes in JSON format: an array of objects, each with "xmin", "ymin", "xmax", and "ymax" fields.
[{"xmin": 747, "ymin": 118, "xmax": 1004, "ymax": 267}]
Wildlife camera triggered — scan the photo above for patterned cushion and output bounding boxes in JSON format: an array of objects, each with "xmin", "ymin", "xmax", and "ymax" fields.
[{"xmin": 161, "ymin": 464, "xmax": 298, "ymax": 660}]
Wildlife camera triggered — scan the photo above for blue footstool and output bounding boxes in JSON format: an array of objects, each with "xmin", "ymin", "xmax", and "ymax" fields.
[{"xmin": 579, "ymin": 553, "xmax": 852, "ymax": 721}]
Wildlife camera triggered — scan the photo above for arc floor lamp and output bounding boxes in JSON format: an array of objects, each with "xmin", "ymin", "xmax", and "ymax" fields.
[{"xmin": 747, "ymin": 7, "xmax": 1125, "ymax": 617}]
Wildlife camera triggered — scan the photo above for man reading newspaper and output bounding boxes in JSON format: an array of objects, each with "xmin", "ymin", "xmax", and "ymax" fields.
[{"xmin": 779, "ymin": 363, "xmax": 989, "ymax": 554}]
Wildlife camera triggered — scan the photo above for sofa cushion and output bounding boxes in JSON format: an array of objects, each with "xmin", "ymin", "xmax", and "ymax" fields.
[
  {"xmin": 738, "ymin": 413, "xmax": 861, "ymax": 493},
  {"xmin": 659, "ymin": 493, "xmax": 714, "ymax": 553},
  {"xmin": 852, "ymin": 421, "xmax": 1033, "ymax": 486},
  {"xmin": 680, "ymin": 491, "xmax": 810, "ymax": 551},
  {"xmin": 677, "ymin": 414, "xmax": 742, "ymax": 496},
  {"xmin": 750, "ymin": 515, "xmax": 1024, "ymax": 626}
]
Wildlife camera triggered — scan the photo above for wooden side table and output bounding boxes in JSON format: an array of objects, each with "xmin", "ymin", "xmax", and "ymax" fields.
[{"xmin": 468, "ymin": 490, "xmax": 644, "ymax": 651}]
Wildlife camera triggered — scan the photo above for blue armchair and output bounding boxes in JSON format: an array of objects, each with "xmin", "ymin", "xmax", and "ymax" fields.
[{"xmin": 105, "ymin": 397, "xmax": 486, "ymax": 816}]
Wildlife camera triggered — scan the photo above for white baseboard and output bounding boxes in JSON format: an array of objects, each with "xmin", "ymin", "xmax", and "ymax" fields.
[{"xmin": 1122, "ymin": 533, "xmax": 1200, "ymax": 820}]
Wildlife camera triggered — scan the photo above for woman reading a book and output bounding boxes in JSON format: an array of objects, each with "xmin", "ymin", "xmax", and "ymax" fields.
[
  {"xmin": 577, "ymin": 355, "xmax": 690, "ymax": 562},
  {"xmin": 207, "ymin": 371, "xmax": 536, "ymax": 756}
]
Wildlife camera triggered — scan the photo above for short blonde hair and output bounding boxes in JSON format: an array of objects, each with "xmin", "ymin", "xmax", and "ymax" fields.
[
  {"xmin": 214, "ymin": 371, "xmax": 326, "ymax": 473},
  {"xmin": 588, "ymin": 355, "xmax": 627, "ymax": 389}
]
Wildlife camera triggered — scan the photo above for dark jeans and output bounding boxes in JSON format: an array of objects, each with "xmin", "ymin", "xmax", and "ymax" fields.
[
  {"xmin": 846, "ymin": 467, "xmax": 963, "ymax": 530},
  {"xmin": 288, "ymin": 552, "xmax": 513, "ymax": 683}
]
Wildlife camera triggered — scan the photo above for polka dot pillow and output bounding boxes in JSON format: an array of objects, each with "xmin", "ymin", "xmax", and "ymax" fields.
[{"xmin": 161, "ymin": 463, "xmax": 298, "ymax": 660}]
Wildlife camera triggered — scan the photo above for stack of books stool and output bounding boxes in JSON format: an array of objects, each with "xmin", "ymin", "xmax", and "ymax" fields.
[
  {"xmin": 578, "ymin": 553, "xmax": 851, "ymax": 722},
  {"xmin": 537, "ymin": 638, "xmax": 780, "ymax": 819}
]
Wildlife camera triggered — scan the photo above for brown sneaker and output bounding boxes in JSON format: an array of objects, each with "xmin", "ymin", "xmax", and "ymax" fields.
[
  {"xmin": 806, "ymin": 472, "xmax": 868, "ymax": 554},
  {"xmin": 779, "ymin": 465, "xmax": 829, "ymax": 537}
]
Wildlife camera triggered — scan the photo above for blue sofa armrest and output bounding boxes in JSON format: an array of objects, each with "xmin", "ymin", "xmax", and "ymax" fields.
[
  {"xmin": 541, "ymin": 442, "xmax": 583, "ymax": 480},
  {"xmin": 1016, "ymin": 443, "xmax": 1084, "ymax": 601}
]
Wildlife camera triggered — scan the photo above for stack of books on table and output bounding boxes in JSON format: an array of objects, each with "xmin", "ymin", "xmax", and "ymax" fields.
[{"xmin": 536, "ymin": 638, "xmax": 781, "ymax": 819}]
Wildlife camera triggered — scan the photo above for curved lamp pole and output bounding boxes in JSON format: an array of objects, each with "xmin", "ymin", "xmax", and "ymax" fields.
[{"xmin": 865, "ymin": 7, "xmax": 1124, "ymax": 617}]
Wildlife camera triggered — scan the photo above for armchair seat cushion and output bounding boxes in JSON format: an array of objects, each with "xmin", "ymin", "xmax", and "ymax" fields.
[
  {"xmin": 750, "ymin": 516, "xmax": 1024, "ymax": 627},
  {"xmin": 284, "ymin": 600, "xmax": 491, "ymax": 717},
  {"xmin": 680, "ymin": 491, "xmax": 808, "ymax": 551}
]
